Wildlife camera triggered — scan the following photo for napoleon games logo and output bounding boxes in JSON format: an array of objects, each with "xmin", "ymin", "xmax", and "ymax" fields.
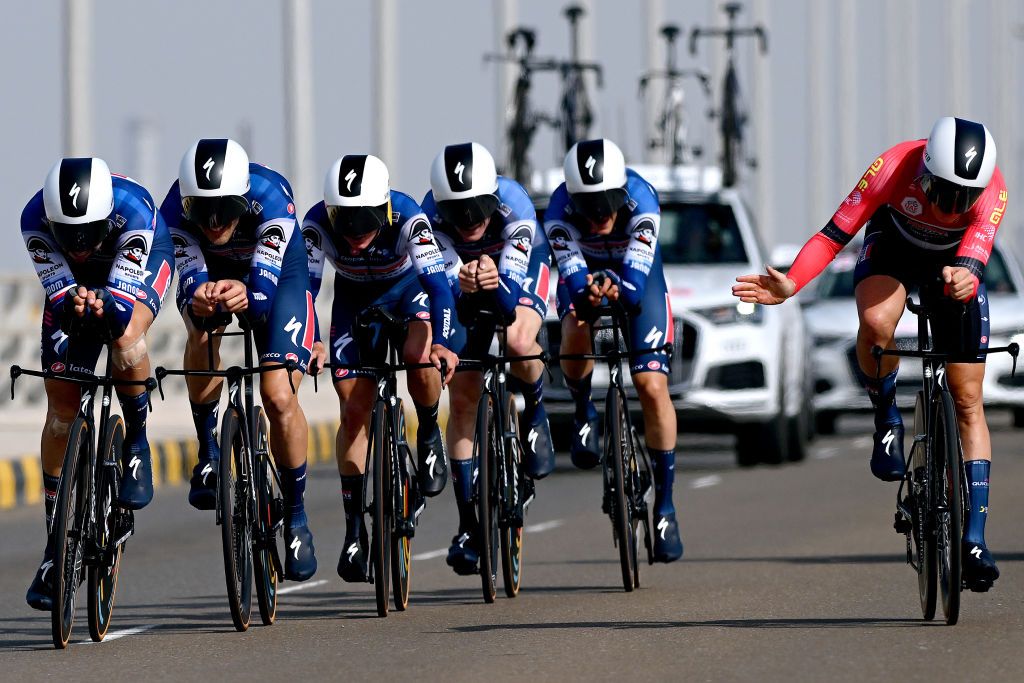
[
  {"xmin": 260, "ymin": 225, "xmax": 287, "ymax": 251},
  {"xmin": 27, "ymin": 236, "xmax": 55, "ymax": 264},
  {"xmin": 119, "ymin": 235, "xmax": 149, "ymax": 265},
  {"xmin": 632, "ymin": 220, "xmax": 656, "ymax": 247},
  {"xmin": 548, "ymin": 226, "xmax": 572, "ymax": 251},
  {"xmin": 302, "ymin": 227, "xmax": 322, "ymax": 257},
  {"xmin": 410, "ymin": 223, "xmax": 436, "ymax": 247},
  {"xmin": 510, "ymin": 227, "xmax": 531, "ymax": 254}
]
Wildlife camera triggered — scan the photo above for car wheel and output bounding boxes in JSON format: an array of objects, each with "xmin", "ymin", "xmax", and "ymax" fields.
[
  {"xmin": 814, "ymin": 411, "xmax": 837, "ymax": 435},
  {"xmin": 787, "ymin": 412, "xmax": 809, "ymax": 463},
  {"xmin": 1013, "ymin": 408, "xmax": 1024, "ymax": 429},
  {"xmin": 736, "ymin": 412, "xmax": 787, "ymax": 467}
]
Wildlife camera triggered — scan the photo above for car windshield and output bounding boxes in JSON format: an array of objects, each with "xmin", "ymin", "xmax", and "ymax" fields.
[
  {"xmin": 815, "ymin": 246, "xmax": 1017, "ymax": 299},
  {"xmin": 658, "ymin": 201, "xmax": 749, "ymax": 265}
]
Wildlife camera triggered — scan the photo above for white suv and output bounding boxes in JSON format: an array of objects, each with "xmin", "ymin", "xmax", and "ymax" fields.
[{"xmin": 533, "ymin": 165, "xmax": 812, "ymax": 466}]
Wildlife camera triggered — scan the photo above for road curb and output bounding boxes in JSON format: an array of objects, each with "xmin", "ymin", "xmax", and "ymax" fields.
[{"xmin": 0, "ymin": 420, "xmax": 340, "ymax": 511}]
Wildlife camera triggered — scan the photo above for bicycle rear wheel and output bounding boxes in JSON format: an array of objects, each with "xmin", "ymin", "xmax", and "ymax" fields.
[
  {"xmin": 476, "ymin": 393, "xmax": 498, "ymax": 603},
  {"xmin": 391, "ymin": 401, "xmax": 413, "ymax": 611},
  {"xmin": 935, "ymin": 390, "xmax": 963, "ymax": 625},
  {"xmin": 252, "ymin": 407, "xmax": 281, "ymax": 626},
  {"xmin": 219, "ymin": 407, "xmax": 252, "ymax": 632},
  {"xmin": 88, "ymin": 415, "xmax": 125, "ymax": 642},
  {"xmin": 500, "ymin": 397, "xmax": 525, "ymax": 598},
  {"xmin": 912, "ymin": 391, "xmax": 937, "ymax": 620},
  {"xmin": 369, "ymin": 405, "xmax": 392, "ymax": 617},
  {"xmin": 52, "ymin": 418, "xmax": 90, "ymax": 649},
  {"xmin": 607, "ymin": 390, "xmax": 637, "ymax": 592}
]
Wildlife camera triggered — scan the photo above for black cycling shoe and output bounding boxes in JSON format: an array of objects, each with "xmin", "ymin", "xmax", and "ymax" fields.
[
  {"xmin": 25, "ymin": 553, "xmax": 55, "ymax": 611},
  {"xmin": 570, "ymin": 411, "xmax": 601, "ymax": 470},
  {"xmin": 522, "ymin": 402, "xmax": 555, "ymax": 479},
  {"xmin": 870, "ymin": 423, "xmax": 906, "ymax": 482},
  {"xmin": 417, "ymin": 423, "xmax": 449, "ymax": 497},
  {"xmin": 188, "ymin": 459, "xmax": 218, "ymax": 511},
  {"xmin": 446, "ymin": 531, "xmax": 480, "ymax": 576},
  {"xmin": 284, "ymin": 523, "xmax": 318, "ymax": 581},
  {"xmin": 337, "ymin": 532, "xmax": 369, "ymax": 583},
  {"xmin": 652, "ymin": 513, "xmax": 684, "ymax": 563},
  {"xmin": 962, "ymin": 540, "xmax": 999, "ymax": 592},
  {"xmin": 118, "ymin": 443, "xmax": 154, "ymax": 510}
]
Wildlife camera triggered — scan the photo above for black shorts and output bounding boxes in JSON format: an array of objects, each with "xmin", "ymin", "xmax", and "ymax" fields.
[{"xmin": 854, "ymin": 208, "xmax": 990, "ymax": 363}]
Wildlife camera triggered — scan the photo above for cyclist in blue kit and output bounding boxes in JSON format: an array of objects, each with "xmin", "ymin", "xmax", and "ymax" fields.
[
  {"xmin": 544, "ymin": 138, "xmax": 683, "ymax": 563},
  {"xmin": 23, "ymin": 158, "xmax": 174, "ymax": 609},
  {"xmin": 301, "ymin": 154, "xmax": 459, "ymax": 583},
  {"xmin": 161, "ymin": 138, "xmax": 318, "ymax": 581}
]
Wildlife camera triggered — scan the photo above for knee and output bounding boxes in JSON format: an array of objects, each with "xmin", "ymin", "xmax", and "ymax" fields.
[
  {"xmin": 953, "ymin": 385, "xmax": 984, "ymax": 419},
  {"xmin": 112, "ymin": 330, "xmax": 148, "ymax": 371},
  {"xmin": 449, "ymin": 388, "xmax": 478, "ymax": 420},
  {"xmin": 341, "ymin": 400, "xmax": 372, "ymax": 432},
  {"xmin": 506, "ymin": 325, "xmax": 537, "ymax": 356},
  {"xmin": 403, "ymin": 341, "xmax": 432, "ymax": 365},
  {"xmin": 633, "ymin": 373, "xmax": 665, "ymax": 404},
  {"xmin": 859, "ymin": 310, "xmax": 895, "ymax": 341},
  {"xmin": 261, "ymin": 385, "xmax": 298, "ymax": 420}
]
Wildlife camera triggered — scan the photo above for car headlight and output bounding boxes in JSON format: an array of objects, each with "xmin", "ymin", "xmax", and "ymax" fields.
[{"xmin": 692, "ymin": 302, "xmax": 764, "ymax": 325}]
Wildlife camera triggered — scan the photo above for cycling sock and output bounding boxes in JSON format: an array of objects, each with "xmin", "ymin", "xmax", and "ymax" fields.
[
  {"xmin": 43, "ymin": 473, "xmax": 59, "ymax": 553},
  {"xmin": 451, "ymin": 458, "xmax": 477, "ymax": 534},
  {"xmin": 564, "ymin": 372, "xmax": 595, "ymax": 421},
  {"xmin": 964, "ymin": 460, "xmax": 991, "ymax": 545},
  {"xmin": 857, "ymin": 367, "xmax": 900, "ymax": 428},
  {"xmin": 519, "ymin": 376, "xmax": 545, "ymax": 420},
  {"xmin": 117, "ymin": 390, "xmax": 149, "ymax": 452},
  {"xmin": 415, "ymin": 400, "xmax": 440, "ymax": 440},
  {"xmin": 340, "ymin": 474, "xmax": 365, "ymax": 543},
  {"xmin": 190, "ymin": 399, "xmax": 220, "ymax": 461},
  {"xmin": 280, "ymin": 463, "xmax": 308, "ymax": 529},
  {"xmin": 649, "ymin": 449, "xmax": 676, "ymax": 517}
]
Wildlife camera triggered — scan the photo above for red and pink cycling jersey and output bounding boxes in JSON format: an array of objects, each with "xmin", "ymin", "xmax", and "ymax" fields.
[{"xmin": 787, "ymin": 139, "xmax": 1008, "ymax": 294}]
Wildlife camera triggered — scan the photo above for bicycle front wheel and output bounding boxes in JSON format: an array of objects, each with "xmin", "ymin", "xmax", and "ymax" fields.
[
  {"xmin": 391, "ymin": 400, "xmax": 413, "ymax": 612},
  {"xmin": 369, "ymin": 405, "xmax": 392, "ymax": 617},
  {"xmin": 476, "ymin": 393, "xmax": 498, "ymax": 604},
  {"xmin": 252, "ymin": 407, "xmax": 280, "ymax": 626},
  {"xmin": 219, "ymin": 407, "xmax": 253, "ymax": 632},
  {"xmin": 912, "ymin": 391, "xmax": 936, "ymax": 620},
  {"xmin": 607, "ymin": 390, "xmax": 637, "ymax": 592},
  {"xmin": 934, "ymin": 389, "xmax": 963, "ymax": 625},
  {"xmin": 52, "ymin": 418, "xmax": 90, "ymax": 649},
  {"xmin": 88, "ymin": 415, "xmax": 125, "ymax": 642},
  {"xmin": 500, "ymin": 396, "xmax": 525, "ymax": 598}
]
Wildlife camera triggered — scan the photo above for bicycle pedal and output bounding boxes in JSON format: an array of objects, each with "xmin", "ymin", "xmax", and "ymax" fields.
[{"xmin": 967, "ymin": 580, "xmax": 993, "ymax": 593}]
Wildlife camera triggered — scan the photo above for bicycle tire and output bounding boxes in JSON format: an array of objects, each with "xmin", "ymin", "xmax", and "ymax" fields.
[
  {"xmin": 476, "ymin": 393, "xmax": 498, "ymax": 603},
  {"xmin": 88, "ymin": 415, "xmax": 125, "ymax": 642},
  {"xmin": 912, "ymin": 391, "xmax": 937, "ymax": 620},
  {"xmin": 607, "ymin": 389, "xmax": 637, "ymax": 592},
  {"xmin": 935, "ymin": 389, "xmax": 963, "ymax": 625},
  {"xmin": 51, "ymin": 418, "xmax": 90, "ymax": 649},
  {"xmin": 370, "ymin": 405, "xmax": 392, "ymax": 617},
  {"xmin": 219, "ymin": 406, "xmax": 252, "ymax": 632},
  {"xmin": 391, "ymin": 401, "xmax": 413, "ymax": 612},
  {"xmin": 252, "ymin": 407, "xmax": 280, "ymax": 626},
  {"xmin": 500, "ymin": 396, "xmax": 525, "ymax": 598}
]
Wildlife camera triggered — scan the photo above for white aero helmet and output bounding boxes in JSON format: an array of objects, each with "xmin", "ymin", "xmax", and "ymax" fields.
[
  {"xmin": 43, "ymin": 157, "xmax": 115, "ymax": 253},
  {"xmin": 429, "ymin": 142, "xmax": 500, "ymax": 228},
  {"xmin": 564, "ymin": 138, "xmax": 628, "ymax": 221},
  {"xmin": 323, "ymin": 154, "xmax": 392, "ymax": 236},
  {"xmin": 178, "ymin": 138, "xmax": 251, "ymax": 229},
  {"xmin": 921, "ymin": 117, "xmax": 996, "ymax": 214}
]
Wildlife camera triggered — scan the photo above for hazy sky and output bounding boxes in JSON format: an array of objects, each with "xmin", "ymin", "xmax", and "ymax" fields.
[{"xmin": 1, "ymin": 0, "xmax": 1021, "ymax": 271}]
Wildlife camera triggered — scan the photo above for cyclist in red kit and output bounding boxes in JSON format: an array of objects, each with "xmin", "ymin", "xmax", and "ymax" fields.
[{"xmin": 733, "ymin": 117, "xmax": 1007, "ymax": 591}]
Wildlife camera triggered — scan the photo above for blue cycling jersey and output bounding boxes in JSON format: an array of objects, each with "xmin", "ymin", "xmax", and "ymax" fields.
[
  {"xmin": 422, "ymin": 175, "xmax": 546, "ymax": 317},
  {"xmin": 302, "ymin": 190, "xmax": 457, "ymax": 349},
  {"xmin": 543, "ymin": 168, "xmax": 661, "ymax": 311},
  {"xmin": 160, "ymin": 163, "xmax": 299, "ymax": 324},
  {"xmin": 22, "ymin": 174, "xmax": 171, "ymax": 330}
]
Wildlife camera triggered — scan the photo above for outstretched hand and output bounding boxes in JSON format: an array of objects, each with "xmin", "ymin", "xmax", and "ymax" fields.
[{"xmin": 731, "ymin": 266, "xmax": 796, "ymax": 305}]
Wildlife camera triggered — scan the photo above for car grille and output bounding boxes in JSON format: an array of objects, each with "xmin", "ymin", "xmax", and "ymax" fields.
[{"xmin": 705, "ymin": 361, "xmax": 765, "ymax": 390}]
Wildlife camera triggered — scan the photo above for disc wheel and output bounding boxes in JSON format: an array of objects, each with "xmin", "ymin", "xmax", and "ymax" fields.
[
  {"xmin": 219, "ymin": 407, "xmax": 252, "ymax": 632},
  {"xmin": 51, "ymin": 418, "xmax": 90, "ymax": 649},
  {"xmin": 88, "ymin": 416, "xmax": 125, "ymax": 642},
  {"xmin": 935, "ymin": 390, "xmax": 963, "ymax": 625},
  {"xmin": 252, "ymin": 407, "xmax": 280, "ymax": 626},
  {"xmin": 476, "ymin": 393, "xmax": 499, "ymax": 604},
  {"xmin": 500, "ymin": 397, "xmax": 525, "ymax": 598}
]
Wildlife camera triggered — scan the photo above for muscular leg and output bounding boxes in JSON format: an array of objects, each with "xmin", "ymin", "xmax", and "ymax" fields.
[
  {"xmin": 40, "ymin": 380, "xmax": 80, "ymax": 478},
  {"xmin": 633, "ymin": 372, "xmax": 676, "ymax": 452},
  {"xmin": 183, "ymin": 317, "xmax": 226, "ymax": 509},
  {"xmin": 560, "ymin": 312, "xmax": 600, "ymax": 467},
  {"xmin": 948, "ymin": 363, "xmax": 989, "ymax": 463},
  {"xmin": 335, "ymin": 376, "xmax": 375, "ymax": 580},
  {"xmin": 112, "ymin": 302, "xmax": 157, "ymax": 509},
  {"xmin": 259, "ymin": 366, "xmax": 308, "ymax": 469},
  {"xmin": 405, "ymin": 320, "xmax": 448, "ymax": 496},
  {"xmin": 506, "ymin": 307, "xmax": 553, "ymax": 478}
]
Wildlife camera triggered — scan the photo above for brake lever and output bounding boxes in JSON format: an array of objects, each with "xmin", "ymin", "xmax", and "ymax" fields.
[
  {"xmin": 1010, "ymin": 342, "xmax": 1020, "ymax": 378},
  {"xmin": 145, "ymin": 378, "xmax": 158, "ymax": 410},
  {"xmin": 9, "ymin": 365, "xmax": 20, "ymax": 400},
  {"xmin": 311, "ymin": 361, "xmax": 319, "ymax": 393},
  {"xmin": 155, "ymin": 366, "xmax": 167, "ymax": 401},
  {"xmin": 285, "ymin": 360, "xmax": 297, "ymax": 395},
  {"xmin": 871, "ymin": 345, "xmax": 883, "ymax": 380}
]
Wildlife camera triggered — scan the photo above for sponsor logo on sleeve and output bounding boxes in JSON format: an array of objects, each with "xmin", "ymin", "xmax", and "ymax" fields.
[
  {"xmin": 900, "ymin": 197, "xmax": 923, "ymax": 216},
  {"xmin": 119, "ymin": 234, "xmax": 149, "ymax": 265},
  {"xmin": 548, "ymin": 226, "xmax": 572, "ymax": 251},
  {"xmin": 631, "ymin": 219, "xmax": 656, "ymax": 247},
  {"xmin": 302, "ymin": 227, "xmax": 322, "ymax": 257},
  {"xmin": 27, "ymin": 236, "xmax": 55, "ymax": 264},
  {"xmin": 172, "ymin": 234, "xmax": 190, "ymax": 259},
  {"xmin": 260, "ymin": 224, "xmax": 286, "ymax": 252}
]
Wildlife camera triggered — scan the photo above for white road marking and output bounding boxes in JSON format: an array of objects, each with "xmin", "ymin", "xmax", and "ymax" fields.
[
  {"xmin": 80, "ymin": 624, "xmax": 156, "ymax": 645},
  {"xmin": 690, "ymin": 475, "xmax": 721, "ymax": 489},
  {"xmin": 413, "ymin": 518, "xmax": 565, "ymax": 561},
  {"xmin": 853, "ymin": 436, "xmax": 872, "ymax": 449},
  {"xmin": 814, "ymin": 447, "xmax": 840, "ymax": 460},
  {"xmin": 278, "ymin": 579, "xmax": 328, "ymax": 595}
]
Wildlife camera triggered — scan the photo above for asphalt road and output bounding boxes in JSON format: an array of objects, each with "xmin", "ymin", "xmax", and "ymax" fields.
[{"xmin": 2, "ymin": 416, "xmax": 1024, "ymax": 681}]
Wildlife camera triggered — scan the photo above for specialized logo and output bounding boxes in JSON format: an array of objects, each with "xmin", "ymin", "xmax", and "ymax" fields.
[
  {"xmin": 201, "ymin": 462, "xmax": 214, "ymax": 485},
  {"xmin": 970, "ymin": 545, "xmax": 983, "ymax": 560},
  {"xmin": 129, "ymin": 455, "xmax": 142, "ymax": 480},
  {"xmin": 290, "ymin": 535, "xmax": 302, "ymax": 560},
  {"xmin": 578, "ymin": 422, "xmax": 591, "ymax": 444},
  {"xmin": 27, "ymin": 236, "xmax": 54, "ymax": 264},
  {"xmin": 119, "ymin": 235, "xmax": 149, "ymax": 265},
  {"xmin": 333, "ymin": 333, "xmax": 354, "ymax": 361},
  {"xmin": 203, "ymin": 157, "xmax": 215, "ymax": 181},
  {"xmin": 69, "ymin": 182, "xmax": 82, "ymax": 209},
  {"xmin": 657, "ymin": 516, "xmax": 669, "ymax": 540},
  {"xmin": 426, "ymin": 451, "xmax": 438, "ymax": 479},
  {"xmin": 260, "ymin": 225, "xmax": 286, "ymax": 252},
  {"xmin": 576, "ymin": 139, "xmax": 605, "ymax": 185},
  {"xmin": 644, "ymin": 326, "xmax": 663, "ymax": 347},
  {"xmin": 444, "ymin": 144, "xmax": 474, "ymax": 191},
  {"xmin": 412, "ymin": 291, "xmax": 429, "ymax": 308},
  {"xmin": 964, "ymin": 146, "xmax": 978, "ymax": 171},
  {"xmin": 455, "ymin": 161, "xmax": 466, "ymax": 185},
  {"xmin": 882, "ymin": 429, "xmax": 896, "ymax": 455},
  {"xmin": 345, "ymin": 169, "xmax": 358, "ymax": 192},
  {"xmin": 40, "ymin": 559, "xmax": 54, "ymax": 582},
  {"xmin": 585, "ymin": 156, "xmax": 597, "ymax": 178},
  {"xmin": 285, "ymin": 316, "xmax": 303, "ymax": 346},
  {"xmin": 528, "ymin": 429, "xmax": 539, "ymax": 452},
  {"xmin": 346, "ymin": 543, "xmax": 359, "ymax": 562},
  {"xmin": 337, "ymin": 155, "xmax": 367, "ymax": 197},
  {"xmin": 194, "ymin": 139, "xmax": 229, "ymax": 190}
]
